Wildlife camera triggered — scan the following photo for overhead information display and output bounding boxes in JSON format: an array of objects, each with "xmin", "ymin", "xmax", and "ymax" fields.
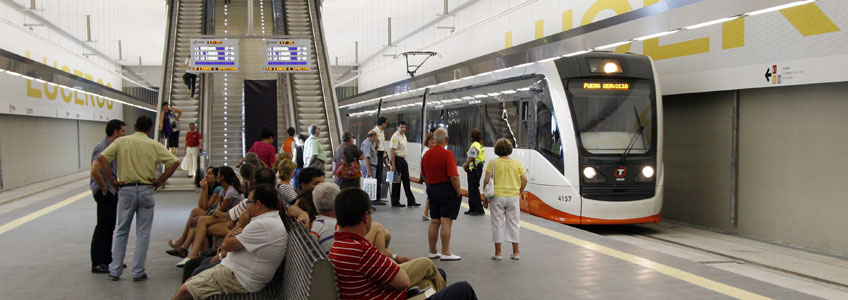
[
  {"xmin": 189, "ymin": 39, "xmax": 239, "ymax": 73},
  {"xmin": 264, "ymin": 39, "xmax": 312, "ymax": 73}
]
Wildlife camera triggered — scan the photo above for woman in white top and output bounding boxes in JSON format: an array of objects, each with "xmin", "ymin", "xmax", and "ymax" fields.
[
  {"xmin": 482, "ymin": 138, "xmax": 528, "ymax": 260},
  {"xmin": 420, "ymin": 133, "xmax": 436, "ymax": 221}
]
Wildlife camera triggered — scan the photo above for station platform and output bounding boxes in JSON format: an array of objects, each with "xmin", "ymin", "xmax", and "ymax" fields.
[{"xmin": 0, "ymin": 178, "xmax": 841, "ymax": 299}]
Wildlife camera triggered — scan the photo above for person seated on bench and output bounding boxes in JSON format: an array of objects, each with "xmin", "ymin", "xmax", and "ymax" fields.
[
  {"xmin": 168, "ymin": 167, "xmax": 221, "ymax": 251},
  {"xmin": 174, "ymin": 184, "xmax": 287, "ymax": 300},
  {"xmin": 329, "ymin": 188, "xmax": 478, "ymax": 299},
  {"xmin": 229, "ymin": 167, "xmax": 310, "ymax": 227},
  {"xmin": 311, "ymin": 183, "xmax": 402, "ymax": 261}
]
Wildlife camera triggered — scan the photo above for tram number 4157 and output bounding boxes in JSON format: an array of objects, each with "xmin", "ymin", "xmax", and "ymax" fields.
[{"xmin": 557, "ymin": 195, "xmax": 572, "ymax": 202}]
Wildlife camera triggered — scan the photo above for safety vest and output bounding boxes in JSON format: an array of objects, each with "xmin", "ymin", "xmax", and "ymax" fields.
[{"xmin": 469, "ymin": 141, "xmax": 485, "ymax": 169}]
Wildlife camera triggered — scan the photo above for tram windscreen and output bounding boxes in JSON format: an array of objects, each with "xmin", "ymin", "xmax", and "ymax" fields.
[{"xmin": 566, "ymin": 79, "xmax": 655, "ymax": 155}]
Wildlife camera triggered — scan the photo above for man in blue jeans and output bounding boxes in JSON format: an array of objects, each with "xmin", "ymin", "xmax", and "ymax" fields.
[{"xmin": 91, "ymin": 115, "xmax": 180, "ymax": 281}]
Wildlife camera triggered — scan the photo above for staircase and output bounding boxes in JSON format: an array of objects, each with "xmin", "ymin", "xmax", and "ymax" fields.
[
  {"xmin": 283, "ymin": 0, "xmax": 340, "ymax": 172},
  {"xmin": 161, "ymin": 0, "xmax": 205, "ymax": 190}
]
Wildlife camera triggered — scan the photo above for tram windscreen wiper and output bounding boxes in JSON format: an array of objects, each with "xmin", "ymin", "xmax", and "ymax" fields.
[{"xmin": 619, "ymin": 107, "xmax": 646, "ymax": 163}]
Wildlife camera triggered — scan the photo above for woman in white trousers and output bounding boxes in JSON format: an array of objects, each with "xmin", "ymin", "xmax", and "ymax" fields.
[{"xmin": 482, "ymin": 138, "xmax": 528, "ymax": 260}]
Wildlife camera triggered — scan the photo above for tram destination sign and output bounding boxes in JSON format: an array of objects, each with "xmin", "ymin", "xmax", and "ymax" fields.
[
  {"xmin": 189, "ymin": 39, "xmax": 239, "ymax": 73},
  {"xmin": 264, "ymin": 39, "xmax": 312, "ymax": 73}
]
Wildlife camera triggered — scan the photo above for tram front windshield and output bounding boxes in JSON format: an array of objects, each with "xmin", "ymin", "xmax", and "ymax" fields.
[{"xmin": 566, "ymin": 79, "xmax": 655, "ymax": 155}]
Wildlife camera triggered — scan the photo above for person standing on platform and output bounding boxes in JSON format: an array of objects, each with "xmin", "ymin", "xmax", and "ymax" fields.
[
  {"xmin": 239, "ymin": 127, "xmax": 276, "ymax": 168},
  {"xmin": 304, "ymin": 124, "xmax": 327, "ymax": 170},
  {"xmin": 482, "ymin": 138, "xmax": 527, "ymax": 261},
  {"xmin": 182, "ymin": 123, "xmax": 202, "ymax": 178},
  {"xmin": 159, "ymin": 101, "xmax": 183, "ymax": 155},
  {"xmin": 390, "ymin": 120, "xmax": 419, "ymax": 208},
  {"xmin": 461, "ymin": 128, "xmax": 486, "ymax": 216},
  {"xmin": 373, "ymin": 117, "xmax": 388, "ymax": 203},
  {"xmin": 91, "ymin": 115, "xmax": 181, "ymax": 281},
  {"xmin": 360, "ymin": 129, "xmax": 384, "ymax": 205},
  {"xmin": 281, "ymin": 127, "xmax": 296, "ymax": 155},
  {"xmin": 89, "ymin": 119, "xmax": 126, "ymax": 274},
  {"xmin": 421, "ymin": 128, "xmax": 462, "ymax": 261}
]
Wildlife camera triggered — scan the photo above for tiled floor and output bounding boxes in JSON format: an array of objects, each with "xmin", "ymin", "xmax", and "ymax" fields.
[{"xmin": 0, "ymin": 180, "xmax": 825, "ymax": 299}]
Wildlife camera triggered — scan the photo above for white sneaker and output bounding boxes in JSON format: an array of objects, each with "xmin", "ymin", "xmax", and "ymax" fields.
[
  {"xmin": 427, "ymin": 252, "xmax": 442, "ymax": 259},
  {"xmin": 440, "ymin": 253, "xmax": 461, "ymax": 261},
  {"xmin": 176, "ymin": 257, "xmax": 191, "ymax": 267}
]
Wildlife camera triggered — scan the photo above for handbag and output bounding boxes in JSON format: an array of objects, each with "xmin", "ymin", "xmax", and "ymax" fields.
[
  {"xmin": 484, "ymin": 159, "xmax": 496, "ymax": 199},
  {"xmin": 386, "ymin": 171, "xmax": 401, "ymax": 183},
  {"xmin": 334, "ymin": 160, "xmax": 362, "ymax": 180}
]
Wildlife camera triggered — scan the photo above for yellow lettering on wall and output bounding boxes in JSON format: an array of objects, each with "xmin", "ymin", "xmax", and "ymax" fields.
[
  {"xmin": 780, "ymin": 3, "xmax": 840, "ymax": 36},
  {"xmin": 73, "ymin": 69, "xmax": 84, "ymax": 77},
  {"xmin": 562, "ymin": 10, "xmax": 573, "ymax": 31},
  {"xmin": 535, "ymin": 20, "xmax": 545, "ymax": 39},
  {"xmin": 84, "ymin": 73, "xmax": 94, "ymax": 81},
  {"xmin": 643, "ymin": 36, "xmax": 710, "ymax": 60},
  {"xmin": 59, "ymin": 87, "xmax": 73, "ymax": 103},
  {"xmin": 43, "ymin": 83, "xmax": 59, "ymax": 100},
  {"xmin": 106, "ymin": 100, "xmax": 114, "ymax": 110},
  {"xmin": 614, "ymin": 42, "xmax": 632, "ymax": 53},
  {"xmin": 643, "ymin": 0, "xmax": 660, "ymax": 6},
  {"xmin": 581, "ymin": 0, "xmax": 632, "ymax": 26},
  {"xmin": 26, "ymin": 79, "xmax": 42, "ymax": 98},
  {"xmin": 722, "ymin": 17, "xmax": 745, "ymax": 49},
  {"xmin": 74, "ymin": 91, "xmax": 85, "ymax": 105},
  {"xmin": 61, "ymin": 65, "xmax": 71, "ymax": 73},
  {"xmin": 505, "ymin": 31, "xmax": 513, "ymax": 48}
]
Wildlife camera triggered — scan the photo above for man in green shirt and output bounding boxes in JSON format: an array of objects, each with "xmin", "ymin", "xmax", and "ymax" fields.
[
  {"xmin": 91, "ymin": 115, "xmax": 180, "ymax": 281},
  {"xmin": 304, "ymin": 124, "xmax": 327, "ymax": 170}
]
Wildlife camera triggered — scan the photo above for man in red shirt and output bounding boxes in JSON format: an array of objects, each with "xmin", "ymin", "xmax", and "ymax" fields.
[
  {"xmin": 282, "ymin": 127, "xmax": 296, "ymax": 155},
  {"xmin": 243, "ymin": 127, "xmax": 276, "ymax": 167},
  {"xmin": 420, "ymin": 128, "xmax": 463, "ymax": 261},
  {"xmin": 329, "ymin": 188, "xmax": 477, "ymax": 300},
  {"xmin": 183, "ymin": 123, "xmax": 202, "ymax": 177}
]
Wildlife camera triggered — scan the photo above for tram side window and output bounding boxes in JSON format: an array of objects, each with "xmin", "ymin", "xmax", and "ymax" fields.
[
  {"xmin": 483, "ymin": 101, "xmax": 522, "ymax": 148},
  {"xmin": 536, "ymin": 101, "xmax": 564, "ymax": 174},
  {"xmin": 444, "ymin": 105, "xmax": 482, "ymax": 165}
]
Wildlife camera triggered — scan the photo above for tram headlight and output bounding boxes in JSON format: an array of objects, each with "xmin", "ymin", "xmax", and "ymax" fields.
[
  {"xmin": 603, "ymin": 62, "xmax": 620, "ymax": 73},
  {"xmin": 641, "ymin": 166, "xmax": 655, "ymax": 178},
  {"xmin": 583, "ymin": 167, "xmax": 597, "ymax": 179}
]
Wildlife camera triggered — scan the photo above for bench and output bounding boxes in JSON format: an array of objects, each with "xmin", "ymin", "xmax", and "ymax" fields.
[{"xmin": 208, "ymin": 215, "xmax": 339, "ymax": 300}]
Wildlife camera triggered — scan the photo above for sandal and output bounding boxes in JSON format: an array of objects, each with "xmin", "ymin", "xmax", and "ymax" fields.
[
  {"xmin": 166, "ymin": 247, "xmax": 188, "ymax": 258},
  {"xmin": 168, "ymin": 239, "xmax": 181, "ymax": 250}
]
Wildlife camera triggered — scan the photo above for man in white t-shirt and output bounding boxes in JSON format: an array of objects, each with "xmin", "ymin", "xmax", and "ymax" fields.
[{"xmin": 173, "ymin": 184, "xmax": 287, "ymax": 300}]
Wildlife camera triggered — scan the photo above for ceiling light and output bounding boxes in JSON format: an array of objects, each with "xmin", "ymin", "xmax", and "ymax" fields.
[
  {"xmin": 634, "ymin": 29, "xmax": 680, "ymax": 41},
  {"xmin": 747, "ymin": 0, "xmax": 814, "ymax": 16},
  {"xmin": 594, "ymin": 41, "xmax": 631, "ymax": 50},
  {"xmin": 684, "ymin": 16, "xmax": 739, "ymax": 30}
]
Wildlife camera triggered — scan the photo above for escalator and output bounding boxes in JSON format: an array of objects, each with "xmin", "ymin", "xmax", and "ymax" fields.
[
  {"xmin": 282, "ymin": 0, "xmax": 341, "ymax": 172},
  {"xmin": 158, "ymin": 0, "xmax": 207, "ymax": 190}
]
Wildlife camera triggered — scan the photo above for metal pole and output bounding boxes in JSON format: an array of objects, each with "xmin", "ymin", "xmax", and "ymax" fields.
[
  {"xmin": 444, "ymin": 0, "xmax": 449, "ymax": 15},
  {"xmin": 387, "ymin": 17, "xmax": 392, "ymax": 46},
  {"xmin": 248, "ymin": 0, "xmax": 254, "ymax": 35},
  {"xmin": 118, "ymin": 40, "xmax": 123, "ymax": 61},
  {"xmin": 730, "ymin": 90, "xmax": 739, "ymax": 225},
  {"xmin": 30, "ymin": 0, "xmax": 35, "ymax": 10},
  {"xmin": 355, "ymin": 41, "xmax": 359, "ymax": 64}
]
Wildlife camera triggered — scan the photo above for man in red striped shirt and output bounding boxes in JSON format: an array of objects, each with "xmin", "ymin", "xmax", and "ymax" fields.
[{"xmin": 329, "ymin": 189, "xmax": 478, "ymax": 300}]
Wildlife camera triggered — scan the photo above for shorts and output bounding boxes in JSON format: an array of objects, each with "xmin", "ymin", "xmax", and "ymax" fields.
[
  {"xmin": 185, "ymin": 264, "xmax": 248, "ymax": 299},
  {"xmin": 426, "ymin": 183, "xmax": 461, "ymax": 220},
  {"xmin": 167, "ymin": 131, "xmax": 180, "ymax": 148}
]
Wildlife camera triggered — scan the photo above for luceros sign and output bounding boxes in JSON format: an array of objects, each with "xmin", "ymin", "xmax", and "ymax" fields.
[{"xmin": 0, "ymin": 71, "xmax": 123, "ymax": 122}]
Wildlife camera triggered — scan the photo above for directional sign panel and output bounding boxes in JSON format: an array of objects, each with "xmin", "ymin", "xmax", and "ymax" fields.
[
  {"xmin": 264, "ymin": 39, "xmax": 312, "ymax": 73},
  {"xmin": 190, "ymin": 39, "xmax": 239, "ymax": 73}
]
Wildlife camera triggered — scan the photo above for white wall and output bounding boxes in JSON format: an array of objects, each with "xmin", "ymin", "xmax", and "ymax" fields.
[{"xmin": 325, "ymin": 0, "xmax": 662, "ymax": 91}]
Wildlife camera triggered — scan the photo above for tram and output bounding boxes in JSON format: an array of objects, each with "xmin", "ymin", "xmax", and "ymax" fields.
[{"xmin": 341, "ymin": 52, "xmax": 663, "ymax": 224}]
